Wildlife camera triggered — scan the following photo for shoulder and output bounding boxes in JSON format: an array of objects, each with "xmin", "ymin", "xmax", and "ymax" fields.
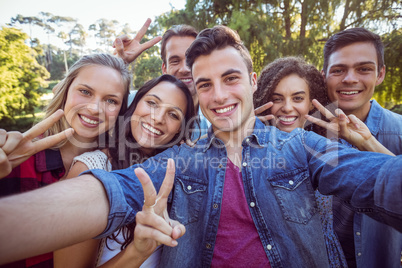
[{"xmin": 73, "ymin": 150, "xmax": 111, "ymax": 171}]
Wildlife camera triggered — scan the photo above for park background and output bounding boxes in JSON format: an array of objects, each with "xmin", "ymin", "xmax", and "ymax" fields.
[{"xmin": 0, "ymin": 0, "xmax": 401, "ymax": 131}]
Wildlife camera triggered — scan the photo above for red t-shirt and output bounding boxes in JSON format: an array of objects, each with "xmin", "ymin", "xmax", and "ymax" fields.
[{"xmin": 211, "ymin": 159, "xmax": 271, "ymax": 267}]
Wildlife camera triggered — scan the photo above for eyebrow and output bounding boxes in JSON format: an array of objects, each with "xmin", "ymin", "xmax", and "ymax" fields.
[
  {"xmin": 329, "ymin": 61, "xmax": 376, "ymax": 69},
  {"xmin": 195, "ymin": 68, "xmax": 242, "ymax": 86},
  {"xmin": 78, "ymin": 84, "xmax": 121, "ymax": 98},
  {"xmin": 272, "ymin": 91, "xmax": 306, "ymax": 96},
  {"xmin": 145, "ymin": 94, "xmax": 184, "ymax": 114}
]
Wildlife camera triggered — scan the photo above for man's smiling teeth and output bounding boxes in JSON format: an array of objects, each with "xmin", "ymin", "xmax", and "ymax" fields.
[
  {"xmin": 279, "ymin": 116, "xmax": 297, "ymax": 122},
  {"xmin": 215, "ymin": 105, "xmax": 235, "ymax": 114},
  {"xmin": 80, "ymin": 115, "xmax": 99, "ymax": 125},
  {"xmin": 180, "ymin": 78, "xmax": 192, "ymax": 83},
  {"xmin": 340, "ymin": 91, "xmax": 359, "ymax": 95},
  {"xmin": 142, "ymin": 123, "xmax": 162, "ymax": 135}
]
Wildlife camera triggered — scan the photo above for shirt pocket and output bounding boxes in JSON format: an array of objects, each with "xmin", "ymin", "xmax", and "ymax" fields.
[
  {"xmin": 267, "ymin": 168, "xmax": 316, "ymax": 224},
  {"xmin": 170, "ymin": 175, "xmax": 207, "ymax": 225}
]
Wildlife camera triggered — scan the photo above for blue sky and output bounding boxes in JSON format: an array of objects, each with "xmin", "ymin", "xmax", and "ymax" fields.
[{"xmin": 0, "ymin": 0, "xmax": 186, "ymax": 49}]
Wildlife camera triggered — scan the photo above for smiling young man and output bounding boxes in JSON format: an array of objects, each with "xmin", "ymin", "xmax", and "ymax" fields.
[
  {"xmin": 1, "ymin": 26, "xmax": 402, "ymax": 267},
  {"xmin": 322, "ymin": 28, "xmax": 402, "ymax": 268}
]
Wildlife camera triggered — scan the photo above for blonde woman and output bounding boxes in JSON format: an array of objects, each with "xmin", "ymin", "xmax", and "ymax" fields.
[{"xmin": 0, "ymin": 53, "xmax": 130, "ymax": 267}]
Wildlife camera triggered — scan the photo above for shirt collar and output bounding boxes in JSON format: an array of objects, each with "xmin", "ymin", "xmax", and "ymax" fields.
[
  {"xmin": 201, "ymin": 117, "xmax": 268, "ymax": 152},
  {"xmin": 365, "ymin": 99, "xmax": 382, "ymax": 136}
]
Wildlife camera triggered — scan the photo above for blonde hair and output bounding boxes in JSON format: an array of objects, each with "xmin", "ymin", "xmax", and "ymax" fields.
[{"xmin": 42, "ymin": 53, "xmax": 131, "ymax": 148}]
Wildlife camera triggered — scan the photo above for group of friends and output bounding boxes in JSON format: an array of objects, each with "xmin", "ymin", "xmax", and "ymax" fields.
[{"xmin": 0, "ymin": 18, "xmax": 401, "ymax": 268}]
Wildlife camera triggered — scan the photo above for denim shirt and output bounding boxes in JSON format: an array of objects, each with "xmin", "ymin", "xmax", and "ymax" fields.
[
  {"xmin": 87, "ymin": 118, "xmax": 402, "ymax": 268},
  {"xmin": 337, "ymin": 100, "xmax": 402, "ymax": 268}
]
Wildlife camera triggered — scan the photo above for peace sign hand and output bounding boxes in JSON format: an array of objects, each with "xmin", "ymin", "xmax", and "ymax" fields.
[
  {"xmin": 305, "ymin": 99, "xmax": 372, "ymax": 148},
  {"xmin": 113, "ymin": 18, "xmax": 162, "ymax": 65},
  {"xmin": 0, "ymin": 109, "xmax": 74, "ymax": 179},
  {"xmin": 254, "ymin": 102, "xmax": 274, "ymax": 125},
  {"xmin": 132, "ymin": 159, "xmax": 185, "ymax": 258}
]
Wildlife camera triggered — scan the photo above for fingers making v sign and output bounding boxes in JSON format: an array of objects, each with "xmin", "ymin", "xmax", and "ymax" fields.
[{"xmin": 0, "ymin": 109, "xmax": 73, "ymax": 179}]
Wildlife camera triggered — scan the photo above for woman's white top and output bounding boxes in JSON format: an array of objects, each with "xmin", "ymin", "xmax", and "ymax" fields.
[{"xmin": 73, "ymin": 150, "xmax": 161, "ymax": 267}]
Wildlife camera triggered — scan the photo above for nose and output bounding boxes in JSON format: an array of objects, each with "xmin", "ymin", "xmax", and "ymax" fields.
[
  {"xmin": 178, "ymin": 61, "xmax": 191, "ymax": 75},
  {"xmin": 212, "ymin": 83, "xmax": 228, "ymax": 104},
  {"xmin": 342, "ymin": 70, "xmax": 359, "ymax": 84},
  {"xmin": 280, "ymin": 100, "xmax": 293, "ymax": 114},
  {"xmin": 86, "ymin": 98, "xmax": 103, "ymax": 115},
  {"xmin": 151, "ymin": 107, "xmax": 165, "ymax": 124}
]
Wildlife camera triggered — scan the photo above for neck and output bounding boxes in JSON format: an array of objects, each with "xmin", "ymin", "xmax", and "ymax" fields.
[
  {"xmin": 214, "ymin": 116, "xmax": 256, "ymax": 168},
  {"xmin": 343, "ymin": 101, "xmax": 371, "ymax": 122}
]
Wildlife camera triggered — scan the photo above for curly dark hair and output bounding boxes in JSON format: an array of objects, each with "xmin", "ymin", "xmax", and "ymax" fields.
[{"xmin": 254, "ymin": 56, "xmax": 331, "ymax": 135}]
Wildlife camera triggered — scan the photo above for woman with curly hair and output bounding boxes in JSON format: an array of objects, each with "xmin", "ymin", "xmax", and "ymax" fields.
[{"xmin": 254, "ymin": 56, "xmax": 330, "ymax": 135}]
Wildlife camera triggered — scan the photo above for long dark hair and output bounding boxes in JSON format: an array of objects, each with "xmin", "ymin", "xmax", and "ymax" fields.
[{"xmin": 106, "ymin": 74, "xmax": 196, "ymax": 249}]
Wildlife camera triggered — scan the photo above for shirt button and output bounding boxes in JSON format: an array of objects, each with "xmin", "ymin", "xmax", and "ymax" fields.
[
  {"xmin": 242, "ymin": 162, "xmax": 247, "ymax": 167},
  {"xmin": 266, "ymin": 244, "xmax": 272, "ymax": 250},
  {"xmin": 356, "ymin": 232, "xmax": 361, "ymax": 236},
  {"xmin": 250, "ymin": 202, "xmax": 255, "ymax": 207},
  {"xmin": 213, "ymin": 203, "xmax": 219, "ymax": 209},
  {"xmin": 218, "ymin": 164, "xmax": 223, "ymax": 168},
  {"xmin": 289, "ymin": 180, "xmax": 294, "ymax": 185},
  {"xmin": 206, "ymin": 243, "xmax": 212, "ymax": 249},
  {"xmin": 357, "ymin": 252, "xmax": 362, "ymax": 257},
  {"xmin": 246, "ymin": 138, "xmax": 250, "ymax": 143}
]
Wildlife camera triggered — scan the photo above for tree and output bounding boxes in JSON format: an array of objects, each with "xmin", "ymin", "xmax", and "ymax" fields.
[
  {"xmin": 0, "ymin": 27, "xmax": 50, "ymax": 122},
  {"xmin": 89, "ymin": 19, "xmax": 120, "ymax": 51}
]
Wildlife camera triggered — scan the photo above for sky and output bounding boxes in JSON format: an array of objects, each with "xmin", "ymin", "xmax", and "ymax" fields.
[{"xmin": 0, "ymin": 0, "xmax": 186, "ymax": 49}]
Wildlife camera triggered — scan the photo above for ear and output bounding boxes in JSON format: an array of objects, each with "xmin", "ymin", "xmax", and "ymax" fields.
[
  {"xmin": 321, "ymin": 69, "xmax": 327, "ymax": 82},
  {"xmin": 375, "ymin": 65, "xmax": 386, "ymax": 86},
  {"xmin": 161, "ymin": 62, "xmax": 167, "ymax": 74},
  {"xmin": 250, "ymin": 72, "xmax": 258, "ymax": 93}
]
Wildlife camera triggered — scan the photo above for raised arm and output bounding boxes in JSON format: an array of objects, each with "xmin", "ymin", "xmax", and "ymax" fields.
[
  {"xmin": 112, "ymin": 18, "xmax": 162, "ymax": 65},
  {"xmin": 305, "ymin": 99, "xmax": 394, "ymax": 155},
  {"xmin": 0, "ymin": 174, "xmax": 109, "ymax": 265},
  {"xmin": 0, "ymin": 109, "xmax": 74, "ymax": 179}
]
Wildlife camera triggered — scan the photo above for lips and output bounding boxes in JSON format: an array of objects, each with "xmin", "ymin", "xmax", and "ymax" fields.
[
  {"xmin": 337, "ymin": 90, "xmax": 361, "ymax": 96},
  {"xmin": 141, "ymin": 122, "xmax": 163, "ymax": 136},
  {"xmin": 214, "ymin": 104, "xmax": 236, "ymax": 114},
  {"xmin": 79, "ymin": 114, "xmax": 101, "ymax": 125},
  {"xmin": 277, "ymin": 116, "xmax": 298, "ymax": 126},
  {"xmin": 179, "ymin": 78, "xmax": 193, "ymax": 84}
]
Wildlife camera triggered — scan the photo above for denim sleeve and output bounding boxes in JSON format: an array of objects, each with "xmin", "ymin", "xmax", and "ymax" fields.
[
  {"xmin": 372, "ymin": 155, "xmax": 402, "ymax": 230},
  {"xmin": 302, "ymin": 131, "xmax": 402, "ymax": 231},
  {"xmin": 81, "ymin": 169, "xmax": 135, "ymax": 238},
  {"xmin": 82, "ymin": 146, "xmax": 181, "ymax": 238}
]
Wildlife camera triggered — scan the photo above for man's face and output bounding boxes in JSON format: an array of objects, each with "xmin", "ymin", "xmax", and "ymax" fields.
[
  {"xmin": 192, "ymin": 46, "xmax": 257, "ymax": 136},
  {"xmin": 324, "ymin": 42, "xmax": 385, "ymax": 118},
  {"xmin": 162, "ymin": 36, "xmax": 196, "ymax": 96}
]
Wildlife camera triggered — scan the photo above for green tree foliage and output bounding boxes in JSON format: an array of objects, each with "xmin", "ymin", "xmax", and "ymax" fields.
[{"xmin": 0, "ymin": 27, "xmax": 50, "ymax": 122}]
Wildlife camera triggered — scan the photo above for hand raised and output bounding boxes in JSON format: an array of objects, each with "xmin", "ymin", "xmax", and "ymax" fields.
[
  {"xmin": 0, "ymin": 109, "xmax": 73, "ymax": 178},
  {"xmin": 113, "ymin": 18, "xmax": 162, "ymax": 65},
  {"xmin": 133, "ymin": 159, "xmax": 185, "ymax": 256},
  {"xmin": 305, "ymin": 99, "xmax": 372, "ymax": 146},
  {"xmin": 254, "ymin": 102, "xmax": 274, "ymax": 125}
]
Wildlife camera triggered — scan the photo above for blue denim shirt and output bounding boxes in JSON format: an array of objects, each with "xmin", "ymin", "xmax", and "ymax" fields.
[
  {"xmin": 87, "ymin": 118, "xmax": 402, "ymax": 267},
  {"xmin": 337, "ymin": 100, "xmax": 402, "ymax": 268}
]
